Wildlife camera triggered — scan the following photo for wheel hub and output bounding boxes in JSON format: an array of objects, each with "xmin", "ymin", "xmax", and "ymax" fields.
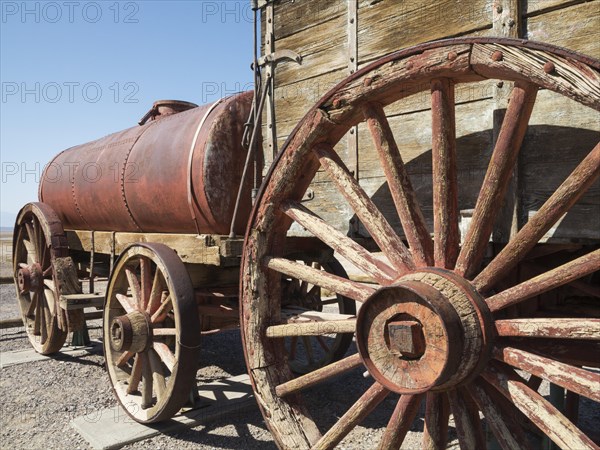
[
  {"xmin": 17, "ymin": 263, "xmax": 43, "ymax": 294},
  {"xmin": 356, "ymin": 269, "xmax": 493, "ymax": 393},
  {"xmin": 110, "ymin": 311, "xmax": 152, "ymax": 353}
]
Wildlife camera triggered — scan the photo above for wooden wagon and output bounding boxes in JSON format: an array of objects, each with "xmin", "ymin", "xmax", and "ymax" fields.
[{"xmin": 12, "ymin": 0, "xmax": 600, "ymax": 448}]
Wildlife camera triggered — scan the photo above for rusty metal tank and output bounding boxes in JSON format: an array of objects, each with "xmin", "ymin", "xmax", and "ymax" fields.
[{"xmin": 39, "ymin": 92, "xmax": 256, "ymax": 235}]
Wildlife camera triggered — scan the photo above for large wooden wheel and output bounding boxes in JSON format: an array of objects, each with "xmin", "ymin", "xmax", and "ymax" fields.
[
  {"xmin": 241, "ymin": 38, "xmax": 600, "ymax": 449},
  {"xmin": 104, "ymin": 243, "xmax": 201, "ymax": 423},
  {"xmin": 13, "ymin": 202, "xmax": 71, "ymax": 354}
]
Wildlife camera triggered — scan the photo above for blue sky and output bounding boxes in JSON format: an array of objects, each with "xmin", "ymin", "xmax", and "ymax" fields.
[{"xmin": 0, "ymin": 0, "xmax": 255, "ymax": 227}]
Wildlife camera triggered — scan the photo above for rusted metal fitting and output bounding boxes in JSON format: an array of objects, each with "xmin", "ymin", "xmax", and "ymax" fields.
[
  {"xmin": 332, "ymin": 98, "xmax": 343, "ymax": 108},
  {"xmin": 17, "ymin": 266, "xmax": 32, "ymax": 294},
  {"xmin": 387, "ymin": 320, "xmax": 425, "ymax": 358},
  {"xmin": 363, "ymin": 77, "xmax": 373, "ymax": 87},
  {"xmin": 492, "ymin": 51, "xmax": 504, "ymax": 62},
  {"xmin": 447, "ymin": 51, "xmax": 458, "ymax": 61},
  {"xmin": 544, "ymin": 61, "xmax": 556, "ymax": 74}
]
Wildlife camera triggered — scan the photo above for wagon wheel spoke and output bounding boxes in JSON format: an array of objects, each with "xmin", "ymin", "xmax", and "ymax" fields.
[
  {"xmin": 126, "ymin": 353, "xmax": 143, "ymax": 394},
  {"xmin": 302, "ymin": 336, "xmax": 315, "ymax": 365},
  {"xmin": 281, "ymin": 201, "xmax": 396, "ymax": 284},
  {"xmin": 494, "ymin": 345, "xmax": 600, "ymax": 402},
  {"xmin": 117, "ymin": 351, "xmax": 135, "ymax": 368},
  {"xmin": 150, "ymin": 294, "xmax": 172, "ymax": 324},
  {"xmin": 363, "ymin": 102, "xmax": 433, "ymax": 267},
  {"xmin": 422, "ymin": 392, "xmax": 450, "ymax": 449},
  {"xmin": 148, "ymin": 349, "xmax": 168, "ymax": 401},
  {"xmin": 153, "ymin": 342, "xmax": 176, "ymax": 372},
  {"xmin": 456, "ymin": 82, "xmax": 538, "ymax": 278},
  {"xmin": 139, "ymin": 257, "xmax": 152, "ymax": 311},
  {"xmin": 140, "ymin": 352, "xmax": 154, "ymax": 409},
  {"xmin": 495, "ymin": 318, "xmax": 600, "ymax": 340},
  {"xmin": 313, "ymin": 143, "xmax": 415, "ymax": 273},
  {"xmin": 486, "ymin": 249, "xmax": 600, "ymax": 311},
  {"xmin": 125, "ymin": 267, "xmax": 143, "ymax": 311},
  {"xmin": 116, "ymin": 293, "xmax": 136, "ymax": 314},
  {"xmin": 468, "ymin": 379, "xmax": 533, "ymax": 450},
  {"xmin": 26, "ymin": 291, "xmax": 38, "ymax": 318},
  {"xmin": 146, "ymin": 270, "xmax": 164, "ymax": 314},
  {"xmin": 313, "ymin": 382, "xmax": 389, "ymax": 450},
  {"xmin": 448, "ymin": 388, "xmax": 486, "ymax": 450},
  {"xmin": 267, "ymin": 319, "xmax": 356, "ymax": 337},
  {"xmin": 378, "ymin": 393, "xmax": 423, "ymax": 449},
  {"xmin": 482, "ymin": 363, "xmax": 597, "ymax": 449},
  {"xmin": 40, "ymin": 293, "xmax": 49, "ymax": 344},
  {"xmin": 24, "ymin": 222, "xmax": 38, "ymax": 262},
  {"xmin": 276, "ymin": 353, "xmax": 363, "ymax": 397},
  {"xmin": 430, "ymin": 78, "xmax": 459, "ymax": 269},
  {"xmin": 265, "ymin": 256, "xmax": 374, "ymax": 303},
  {"xmin": 474, "ymin": 141, "xmax": 600, "ymax": 292}
]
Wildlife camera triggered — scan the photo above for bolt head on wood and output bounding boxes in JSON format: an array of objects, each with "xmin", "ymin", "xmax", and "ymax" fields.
[
  {"xmin": 544, "ymin": 61, "xmax": 556, "ymax": 74},
  {"xmin": 387, "ymin": 320, "xmax": 425, "ymax": 358},
  {"xmin": 447, "ymin": 51, "xmax": 458, "ymax": 61},
  {"xmin": 492, "ymin": 51, "xmax": 504, "ymax": 62}
]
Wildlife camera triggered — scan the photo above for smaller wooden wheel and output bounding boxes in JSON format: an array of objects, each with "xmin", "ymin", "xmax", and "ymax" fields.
[
  {"xmin": 13, "ymin": 202, "xmax": 70, "ymax": 354},
  {"xmin": 104, "ymin": 243, "xmax": 201, "ymax": 423},
  {"xmin": 282, "ymin": 259, "xmax": 356, "ymax": 374}
]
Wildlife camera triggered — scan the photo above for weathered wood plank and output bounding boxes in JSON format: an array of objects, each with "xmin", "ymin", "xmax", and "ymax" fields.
[
  {"xmin": 358, "ymin": 0, "xmax": 491, "ymax": 64},
  {"xmin": 526, "ymin": 2, "xmax": 600, "ymax": 59}
]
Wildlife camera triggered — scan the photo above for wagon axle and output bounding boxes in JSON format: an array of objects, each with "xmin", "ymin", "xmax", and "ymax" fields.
[
  {"xmin": 109, "ymin": 311, "xmax": 152, "ymax": 354},
  {"xmin": 17, "ymin": 263, "xmax": 42, "ymax": 295}
]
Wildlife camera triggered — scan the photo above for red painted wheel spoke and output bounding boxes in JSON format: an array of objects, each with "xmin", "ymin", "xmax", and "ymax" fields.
[
  {"xmin": 486, "ymin": 249, "xmax": 600, "ymax": 311},
  {"xmin": 468, "ymin": 379, "xmax": 533, "ymax": 450},
  {"xmin": 25, "ymin": 222, "xmax": 38, "ymax": 262},
  {"xmin": 150, "ymin": 295, "xmax": 172, "ymax": 324},
  {"xmin": 313, "ymin": 382, "xmax": 389, "ymax": 450},
  {"xmin": 475, "ymin": 142, "xmax": 600, "ymax": 292},
  {"xmin": 313, "ymin": 143, "xmax": 415, "ymax": 274},
  {"xmin": 378, "ymin": 393, "xmax": 423, "ymax": 450},
  {"xmin": 116, "ymin": 293, "xmax": 136, "ymax": 314},
  {"xmin": 422, "ymin": 392, "xmax": 449, "ymax": 449},
  {"xmin": 141, "ymin": 351, "xmax": 154, "ymax": 409},
  {"xmin": 267, "ymin": 319, "xmax": 356, "ymax": 337},
  {"xmin": 116, "ymin": 351, "xmax": 134, "ymax": 368},
  {"xmin": 126, "ymin": 353, "xmax": 143, "ymax": 394},
  {"xmin": 265, "ymin": 256, "xmax": 374, "ymax": 303},
  {"xmin": 148, "ymin": 349, "xmax": 167, "ymax": 401},
  {"xmin": 282, "ymin": 201, "xmax": 396, "ymax": 284},
  {"xmin": 448, "ymin": 388, "xmax": 486, "ymax": 450},
  {"xmin": 139, "ymin": 257, "xmax": 152, "ymax": 311},
  {"xmin": 26, "ymin": 291, "xmax": 38, "ymax": 317},
  {"xmin": 363, "ymin": 102, "xmax": 433, "ymax": 267},
  {"xmin": 494, "ymin": 346, "xmax": 600, "ymax": 402},
  {"xmin": 146, "ymin": 269, "xmax": 164, "ymax": 314},
  {"xmin": 276, "ymin": 353, "xmax": 362, "ymax": 398},
  {"xmin": 482, "ymin": 363, "xmax": 597, "ymax": 450},
  {"xmin": 431, "ymin": 78, "xmax": 459, "ymax": 269},
  {"xmin": 495, "ymin": 318, "xmax": 600, "ymax": 340},
  {"xmin": 456, "ymin": 82, "xmax": 538, "ymax": 278},
  {"xmin": 153, "ymin": 342, "xmax": 175, "ymax": 372},
  {"xmin": 125, "ymin": 268, "xmax": 143, "ymax": 310}
]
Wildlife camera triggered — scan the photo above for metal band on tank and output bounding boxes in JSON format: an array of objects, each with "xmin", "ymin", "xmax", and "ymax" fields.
[{"xmin": 186, "ymin": 98, "xmax": 226, "ymax": 235}]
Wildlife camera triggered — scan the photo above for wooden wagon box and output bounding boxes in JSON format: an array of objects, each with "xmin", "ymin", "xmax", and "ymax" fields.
[{"xmin": 261, "ymin": 0, "xmax": 600, "ymax": 243}]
